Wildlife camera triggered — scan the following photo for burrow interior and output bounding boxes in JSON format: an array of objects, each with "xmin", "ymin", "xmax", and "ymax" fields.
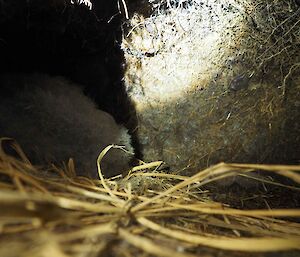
[{"xmin": 0, "ymin": 0, "xmax": 299, "ymax": 174}]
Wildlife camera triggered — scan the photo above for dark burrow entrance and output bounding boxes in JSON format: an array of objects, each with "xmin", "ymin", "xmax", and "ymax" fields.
[{"xmin": 0, "ymin": 0, "xmax": 142, "ymax": 166}]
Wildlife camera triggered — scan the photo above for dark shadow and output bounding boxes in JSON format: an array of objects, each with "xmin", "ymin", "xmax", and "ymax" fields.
[{"xmin": 0, "ymin": 0, "xmax": 142, "ymax": 160}]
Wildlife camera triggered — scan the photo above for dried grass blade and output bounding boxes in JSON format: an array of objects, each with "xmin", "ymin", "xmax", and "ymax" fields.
[
  {"xmin": 132, "ymin": 163, "xmax": 224, "ymax": 212},
  {"xmin": 56, "ymin": 222, "xmax": 117, "ymax": 242},
  {"xmin": 137, "ymin": 217, "xmax": 300, "ymax": 252},
  {"xmin": 168, "ymin": 203, "xmax": 300, "ymax": 217},
  {"xmin": 119, "ymin": 228, "xmax": 197, "ymax": 257}
]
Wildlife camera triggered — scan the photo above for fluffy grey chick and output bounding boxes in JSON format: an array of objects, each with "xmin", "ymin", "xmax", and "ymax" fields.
[{"xmin": 0, "ymin": 73, "xmax": 134, "ymax": 178}]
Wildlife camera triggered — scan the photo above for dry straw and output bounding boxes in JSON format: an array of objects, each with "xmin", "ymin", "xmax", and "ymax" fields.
[{"xmin": 0, "ymin": 140, "xmax": 300, "ymax": 257}]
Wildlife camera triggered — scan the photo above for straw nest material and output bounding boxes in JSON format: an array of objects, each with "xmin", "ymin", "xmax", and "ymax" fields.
[{"xmin": 1, "ymin": 140, "xmax": 300, "ymax": 257}]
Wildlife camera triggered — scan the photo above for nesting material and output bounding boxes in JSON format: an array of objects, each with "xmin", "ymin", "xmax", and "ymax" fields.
[
  {"xmin": 122, "ymin": 0, "xmax": 300, "ymax": 174},
  {"xmin": 0, "ymin": 144, "xmax": 300, "ymax": 257}
]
